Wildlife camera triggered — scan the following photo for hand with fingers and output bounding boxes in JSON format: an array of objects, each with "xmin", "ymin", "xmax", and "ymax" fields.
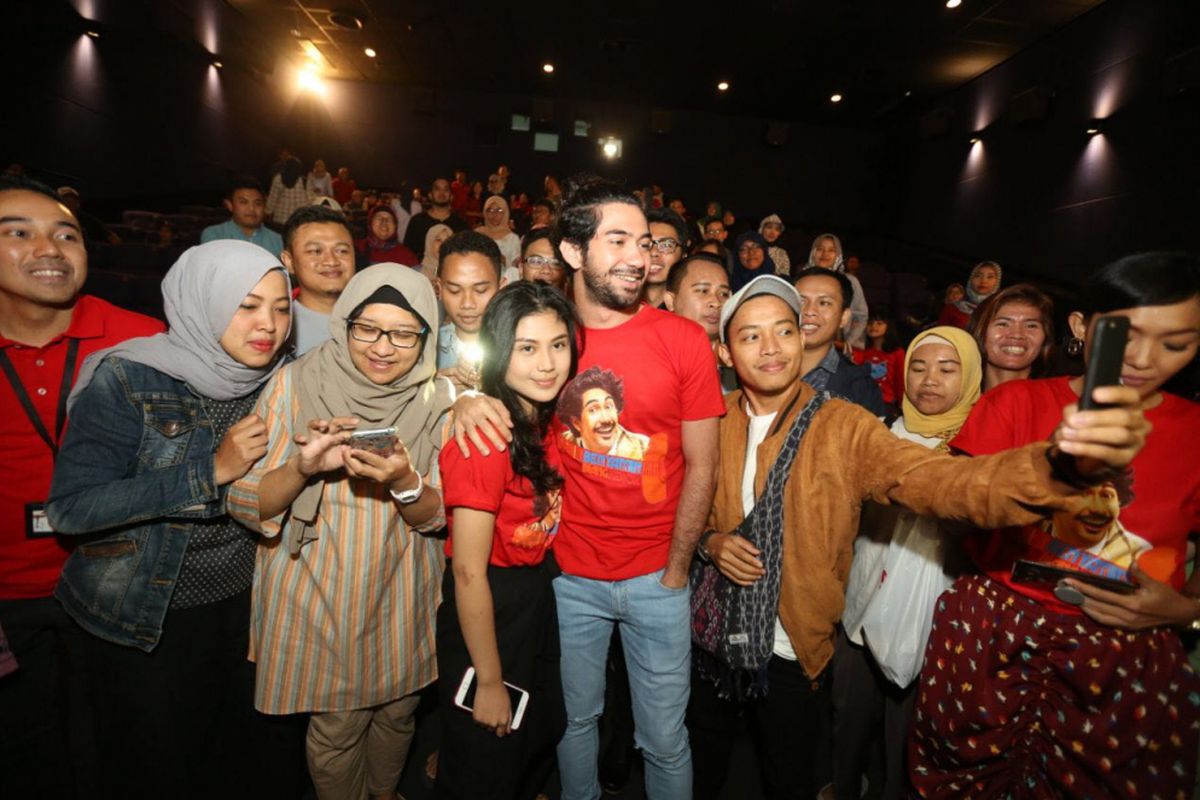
[
  {"xmin": 293, "ymin": 417, "xmax": 358, "ymax": 477},
  {"xmin": 706, "ymin": 533, "xmax": 766, "ymax": 586},
  {"xmin": 1064, "ymin": 562, "xmax": 1200, "ymax": 630},
  {"xmin": 344, "ymin": 438, "xmax": 420, "ymax": 493},
  {"xmin": 1053, "ymin": 385, "xmax": 1151, "ymax": 476},
  {"xmin": 451, "ymin": 393, "xmax": 514, "ymax": 457},
  {"xmin": 472, "ymin": 681, "xmax": 513, "ymax": 738},
  {"xmin": 215, "ymin": 414, "xmax": 270, "ymax": 485}
]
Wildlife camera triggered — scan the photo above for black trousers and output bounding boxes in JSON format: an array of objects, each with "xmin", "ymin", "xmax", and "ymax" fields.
[
  {"xmin": 0, "ymin": 595, "xmax": 97, "ymax": 799},
  {"xmin": 83, "ymin": 589, "xmax": 309, "ymax": 800},
  {"xmin": 688, "ymin": 653, "xmax": 832, "ymax": 800},
  {"xmin": 832, "ymin": 630, "xmax": 916, "ymax": 800},
  {"xmin": 435, "ymin": 559, "xmax": 565, "ymax": 800}
]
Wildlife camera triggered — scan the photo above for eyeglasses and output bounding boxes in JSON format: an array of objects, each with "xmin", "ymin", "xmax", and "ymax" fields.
[
  {"xmin": 738, "ymin": 244, "xmax": 763, "ymax": 254},
  {"xmin": 348, "ymin": 322, "xmax": 425, "ymax": 349},
  {"xmin": 523, "ymin": 255, "xmax": 563, "ymax": 271},
  {"xmin": 651, "ymin": 238, "xmax": 680, "ymax": 254}
]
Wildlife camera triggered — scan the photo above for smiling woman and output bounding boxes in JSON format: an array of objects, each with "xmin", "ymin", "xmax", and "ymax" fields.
[
  {"xmin": 45, "ymin": 240, "xmax": 298, "ymax": 798},
  {"xmin": 967, "ymin": 283, "xmax": 1055, "ymax": 391}
]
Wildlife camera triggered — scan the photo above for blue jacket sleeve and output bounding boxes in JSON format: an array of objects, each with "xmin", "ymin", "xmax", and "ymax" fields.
[{"xmin": 46, "ymin": 360, "xmax": 223, "ymax": 535}]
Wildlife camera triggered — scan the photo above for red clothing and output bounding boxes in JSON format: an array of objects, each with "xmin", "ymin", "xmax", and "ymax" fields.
[
  {"xmin": 952, "ymin": 376, "xmax": 1200, "ymax": 615},
  {"xmin": 442, "ymin": 432, "xmax": 562, "ymax": 567},
  {"xmin": 0, "ymin": 296, "xmax": 164, "ymax": 599},
  {"xmin": 356, "ymin": 239, "xmax": 419, "ymax": 268},
  {"xmin": 552, "ymin": 306, "xmax": 725, "ymax": 581},
  {"xmin": 937, "ymin": 303, "xmax": 971, "ymax": 329},
  {"xmin": 332, "ymin": 177, "xmax": 358, "ymax": 205},
  {"xmin": 851, "ymin": 346, "xmax": 905, "ymax": 406},
  {"xmin": 449, "ymin": 180, "xmax": 469, "ymax": 214}
]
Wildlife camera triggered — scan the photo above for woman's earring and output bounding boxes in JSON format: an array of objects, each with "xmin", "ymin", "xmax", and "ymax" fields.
[{"xmin": 1065, "ymin": 336, "xmax": 1084, "ymax": 358}]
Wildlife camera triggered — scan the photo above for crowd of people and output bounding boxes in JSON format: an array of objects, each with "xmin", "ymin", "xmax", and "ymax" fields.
[{"xmin": 0, "ymin": 161, "xmax": 1198, "ymax": 800}]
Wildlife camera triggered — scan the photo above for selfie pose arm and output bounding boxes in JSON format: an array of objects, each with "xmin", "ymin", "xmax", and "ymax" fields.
[{"xmin": 450, "ymin": 507, "xmax": 512, "ymax": 736}]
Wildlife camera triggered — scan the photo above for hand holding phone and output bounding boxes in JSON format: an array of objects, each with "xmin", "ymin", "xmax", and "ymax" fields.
[
  {"xmin": 454, "ymin": 666, "xmax": 530, "ymax": 734},
  {"xmin": 347, "ymin": 426, "xmax": 397, "ymax": 458},
  {"xmin": 1078, "ymin": 316, "xmax": 1130, "ymax": 411}
]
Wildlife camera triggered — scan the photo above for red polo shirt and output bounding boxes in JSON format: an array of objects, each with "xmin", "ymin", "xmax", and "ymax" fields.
[{"xmin": 0, "ymin": 295, "xmax": 163, "ymax": 600}]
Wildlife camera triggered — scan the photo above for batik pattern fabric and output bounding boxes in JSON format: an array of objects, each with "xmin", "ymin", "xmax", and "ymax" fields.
[{"xmin": 909, "ymin": 574, "xmax": 1199, "ymax": 799}]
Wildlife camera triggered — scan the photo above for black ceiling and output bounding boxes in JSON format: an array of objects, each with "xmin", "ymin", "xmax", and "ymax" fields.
[{"xmin": 227, "ymin": 0, "xmax": 1103, "ymax": 124}]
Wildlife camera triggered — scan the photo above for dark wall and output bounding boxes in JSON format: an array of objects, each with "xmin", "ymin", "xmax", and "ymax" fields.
[
  {"xmin": 882, "ymin": 0, "xmax": 1200, "ymax": 288},
  {"xmin": 10, "ymin": 0, "xmax": 883, "ymax": 235}
]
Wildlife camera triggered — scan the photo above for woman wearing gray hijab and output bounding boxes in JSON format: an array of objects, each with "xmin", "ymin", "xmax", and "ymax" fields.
[
  {"xmin": 807, "ymin": 232, "xmax": 870, "ymax": 349},
  {"xmin": 228, "ymin": 264, "xmax": 453, "ymax": 800},
  {"xmin": 47, "ymin": 240, "xmax": 298, "ymax": 799}
]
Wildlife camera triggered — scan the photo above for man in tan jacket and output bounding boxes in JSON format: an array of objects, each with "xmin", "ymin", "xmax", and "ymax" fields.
[{"xmin": 685, "ymin": 275, "xmax": 1148, "ymax": 800}]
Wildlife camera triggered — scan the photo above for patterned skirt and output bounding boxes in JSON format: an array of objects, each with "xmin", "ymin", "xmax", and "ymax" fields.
[{"xmin": 908, "ymin": 574, "xmax": 1199, "ymax": 800}]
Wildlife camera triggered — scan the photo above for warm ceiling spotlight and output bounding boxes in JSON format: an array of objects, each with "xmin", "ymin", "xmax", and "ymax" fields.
[
  {"xmin": 904, "ymin": 90, "xmax": 913, "ymax": 97},
  {"xmin": 86, "ymin": 29, "xmax": 100, "ymax": 38},
  {"xmin": 364, "ymin": 47, "xmax": 376, "ymax": 58},
  {"xmin": 969, "ymin": 135, "xmax": 981, "ymax": 144},
  {"xmin": 599, "ymin": 137, "xmax": 623, "ymax": 159},
  {"xmin": 212, "ymin": 60, "xmax": 223, "ymax": 69},
  {"xmin": 1085, "ymin": 118, "xmax": 1104, "ymax": 135},
  {"xmin": 830, "ymin": 93, "xmax": 843, "ymax": 103},
  {"xmin": 542, "ymin": 62, "xmax": 555, "ymax": 74},
  {"xmin": 946, "ymin": 0, "xmax": 962, "ymax": 8},
  {"xmin": 717, "ymin": 81, "xmax": 730, "ymax": 92},
  {"xmin": 297, "ymin": 66, "xmax": 325, "ymax": 95}
]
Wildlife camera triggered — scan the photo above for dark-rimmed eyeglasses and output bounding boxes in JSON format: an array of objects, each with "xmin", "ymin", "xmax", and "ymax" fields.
[
  {"xmin": 523, "ymin": 255, "xmax": 563, "ymax": 271},
  {"xmin": 348, "ymin": 322, "xmax": 425, "ymax": 349}
]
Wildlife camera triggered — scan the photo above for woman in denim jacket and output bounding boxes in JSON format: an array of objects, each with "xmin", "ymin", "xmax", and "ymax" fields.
[{"xmin": 46, "ymin": 240, "xmax": 300, "ymax": 800}]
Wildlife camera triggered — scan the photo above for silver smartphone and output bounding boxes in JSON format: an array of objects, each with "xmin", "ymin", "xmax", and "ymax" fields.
[{"xmin": 347, "ymin": 426, "xmax": 397, "ymax": 458}]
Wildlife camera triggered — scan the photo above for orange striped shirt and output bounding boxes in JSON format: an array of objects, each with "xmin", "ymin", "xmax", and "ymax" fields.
[{"xmin": 229, "ymin": 365, "xmax": 446, "ymax": 714}]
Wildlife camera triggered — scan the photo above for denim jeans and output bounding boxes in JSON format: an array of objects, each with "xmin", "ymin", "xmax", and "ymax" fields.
[{"xmin": 554, "ymin": 568, "xmax": 692, "ymax": 800}]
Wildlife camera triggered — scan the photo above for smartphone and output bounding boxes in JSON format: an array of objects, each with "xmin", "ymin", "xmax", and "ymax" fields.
[
  {"xmin": 347, "ymin": 426, "xmax": 397, "ymax": 458},
  {"xmin": 454, "ymin": 666, "xmax": 530, "ymax": 731},
  {"xmin": 1078, "ymin": 315, "xmax": 1130, "ymax": 411},
  {"xmin": 1011, "ymin": 559, "xmax": 1136, "ymax": 601}
]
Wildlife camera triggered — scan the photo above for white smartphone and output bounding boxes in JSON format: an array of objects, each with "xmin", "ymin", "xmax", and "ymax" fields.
[{"xmin": 453, "ymin": 666, "xmax": 530, "ymax": 731}]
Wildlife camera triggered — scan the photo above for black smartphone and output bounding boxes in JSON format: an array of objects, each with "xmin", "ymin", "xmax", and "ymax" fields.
[
  {"xmin": 1077, "ymin": 315, "xmax": 1129, "ymax": 411},
  {"xmin": 1011, "ymin": 559, "xmax": 1136, "ymax": 596}
]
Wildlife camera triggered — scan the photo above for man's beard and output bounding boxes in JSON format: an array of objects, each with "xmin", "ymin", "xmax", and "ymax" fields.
[{"xmin": 580, "ymin": 246, "xmax": 643, "ymax": 311}]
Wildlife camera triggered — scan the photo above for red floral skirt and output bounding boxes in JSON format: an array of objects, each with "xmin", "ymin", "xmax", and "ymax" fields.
[{"xmin": 908, "ymin": 574, "xmax": 1199, "ymax": 799}]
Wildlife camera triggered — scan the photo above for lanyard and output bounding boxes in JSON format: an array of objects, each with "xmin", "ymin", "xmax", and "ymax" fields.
[{"xmin": 0, "ymin": 338, "xmax": 80, "ymax": 458}]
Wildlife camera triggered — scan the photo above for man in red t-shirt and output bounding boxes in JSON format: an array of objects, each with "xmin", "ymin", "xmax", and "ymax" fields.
[
  {"xmin": 0, "ymin": 176, "xmax": 164, "ymax": 795},
  {"xmin": 455, "ymin": 176, "xmax": 724, "ymax": 800}
]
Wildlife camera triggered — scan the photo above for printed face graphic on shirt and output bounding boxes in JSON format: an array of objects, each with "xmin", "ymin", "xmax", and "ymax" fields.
[
  {"xmin": 1039, "ymin": 474, "xmax": 1152, "ymax": 570},
  {"xmin": 571, "ymin": 386, "xmax": 649, "ymax": 458}
]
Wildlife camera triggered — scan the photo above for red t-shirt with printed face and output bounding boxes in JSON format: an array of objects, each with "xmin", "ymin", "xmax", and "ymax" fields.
[
  {"xmin": 952, "ymin": 376, "xmax": 1200, "ymax": 615},
  {"xmin": 441, "ymin": 432, "xmax": 562, "ymax": 568},
  {"xmin": 551, "ymin": 306, "xmax": 726, "ymax": 581},
  {"xmin": 0, "ymin": 296, "xmax": 164, "ymax": 600}
]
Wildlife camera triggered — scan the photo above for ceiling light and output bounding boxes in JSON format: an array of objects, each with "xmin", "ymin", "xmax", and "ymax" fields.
[
  {"xmin": 969, "ymin": 135, "xmax": 981, "ymax": 144},
  {"xmin": 542, "ymin": 62, "xmax": 555, "ymax": 74},
  {"xmin": 364, "ymin": 47, "xmax": 376, "ymax": 58},
  {"xmin": 599, "ymin": 137, "xmax": 622, "ymax": 159},
  {"xmin": 212, "ymin": 60, "xmax": 223, "ymax": 69},
  {"xmin": 86, "ymin": 29, "xmax": 100, "ymax": 38},
  {"xmin": 946, "ymin": 0, "xmax": 962, "ymax": 8},
  {"xmin": 717, "ymin": 80, "xmax": 730, "ymax": 92},
  {"xmin": 1085, "ymin": 118, "xmax": 1104, "ymax": 135},
  {"xmin": 904, "ymin": 90, "xmax": 912, "ymax": 97},
  {"xmin": 297, "ymin": 66, "xmax": 325, "ymax": 96},
  {"xmin": 299, "ymin": 39, "xmax": 325, "ymax": 66},
  {"xmin": 830, "ymin": 93, "xmax": 843, "ymax": 103}
]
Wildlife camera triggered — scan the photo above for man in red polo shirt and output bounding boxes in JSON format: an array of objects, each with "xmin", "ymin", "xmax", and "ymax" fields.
[{"xmin": 0, "ymin": 176, "xmax": 163, "ymax": 796}]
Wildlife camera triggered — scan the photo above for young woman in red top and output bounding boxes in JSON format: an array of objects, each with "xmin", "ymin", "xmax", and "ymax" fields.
[
  {"xmin": 436, "ymin": 281, "xmax": 577, "ymax": 799},
  {"xmin": 909, "ymin": 252, "xmax": 1200, "ymax": 799},
  {"xmin": 852, "ymin": 312, "xmax": 906, "ymax": 413}
]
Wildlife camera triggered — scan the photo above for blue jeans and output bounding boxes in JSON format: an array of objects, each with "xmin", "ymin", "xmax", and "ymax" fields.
[{"xmin": 554, "ymin": 568, "xmax": 692, "ymax": 800}]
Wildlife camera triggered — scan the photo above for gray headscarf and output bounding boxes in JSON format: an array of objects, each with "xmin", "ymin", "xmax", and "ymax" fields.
[
  {"xmin": 806, "ymin": 232, "xmax": 845, "ymax": 271},
  {"xmin": 68, "ymin": 240, "xmax": 291, "ymax": 410},
  {"xmin": 286, "ymin": 263, "xmax": 453, "ymax": 554}
]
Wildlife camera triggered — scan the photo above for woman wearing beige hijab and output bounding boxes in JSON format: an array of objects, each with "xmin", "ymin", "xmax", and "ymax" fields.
[
  {"xmin": 229, "ymin": 264, "xmax": 453, "ymax": 800},
  {"xmin": 476, "ymin": 194, "xmax": 521, "ymax": 281}
]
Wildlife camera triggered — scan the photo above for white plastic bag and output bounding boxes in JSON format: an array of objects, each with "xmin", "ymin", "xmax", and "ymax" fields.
[{"xmin": 857, "ymin": 514, "xmax": 954, "ymax": 687}]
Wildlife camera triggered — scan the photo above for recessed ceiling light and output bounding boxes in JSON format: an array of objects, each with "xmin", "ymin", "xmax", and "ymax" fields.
[
  {"xmin": 212, "ymin": 60, "xmax": 223, "ymax": 69},
  {"xmin": 946, "ymin": 0, "xmax": 962, "ymax": 8},
  {"xmin": 904, "ymin": 90, "xmax": 912, "ymax": 97},
  {"xmin": 542, "ymin": 62, "xmax": 555, "ymax": 74},
  {"xmin": 364, "ymin": 47, "xmax": 376, "ymax": 58},
  {"xmin": 969, "ymin": 136, "xmax": 981, "ymax": 144},
  {"xmin": 717, "ymin": 80, "xmax": 730, "ymax": 92},
  {"xmin": 830, "ymin": 93, "xmax": 843, "ymax": 103},
  {"xmin": 1086, "ymin": 120, "xmax": 1103, "ymax": 135},
  {"xmin": 86, "ymin": 29, "xmax": 100, "ymax": 38}
]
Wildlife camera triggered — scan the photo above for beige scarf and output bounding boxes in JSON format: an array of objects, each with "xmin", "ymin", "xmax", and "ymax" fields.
[{"xmin": 286, "ymin": 263, "xmax": 452, "ymax": 554}]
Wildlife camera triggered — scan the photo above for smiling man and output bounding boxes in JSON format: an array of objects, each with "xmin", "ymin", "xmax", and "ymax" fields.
[
  {"xmin": 0, "ymin": 176, "xmax": 163, "ymax": 796},
  {"xmin": 280, "ymin": 205, "xmax": 357, "ymax": 355},
  {"xmin": 201, "ymin": 176, "xmax": 283, "ymax": 258},
  {"xmin": 452, "ymin": 176, "xmax": 724, "ymax": 800},
  {"xmin": 643, "ymin": 207, "xmax": 689, "ymax": 310},
  {"xmin": 436, "ymin": 230, "xmax": 505, "ymax": 392}
]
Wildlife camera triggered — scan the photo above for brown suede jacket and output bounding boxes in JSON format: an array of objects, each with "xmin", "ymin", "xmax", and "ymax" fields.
[{"xmin": 709, "ymin": 382, "xmax": 1075, "ymax": 679}]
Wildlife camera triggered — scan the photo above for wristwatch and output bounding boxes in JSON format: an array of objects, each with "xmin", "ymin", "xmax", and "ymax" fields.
[
  {"xmin": 696, "ymin": 530, "xmax": 716, "ymax": 564},
  {"xmin": 390, "ymin": 471, "xmax": 424, "ymax": 504}
]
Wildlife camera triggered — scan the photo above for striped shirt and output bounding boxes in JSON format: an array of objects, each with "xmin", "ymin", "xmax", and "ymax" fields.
[{"xmin": 228, "ymin": 365, "xmax": 446, "ymax": 714}]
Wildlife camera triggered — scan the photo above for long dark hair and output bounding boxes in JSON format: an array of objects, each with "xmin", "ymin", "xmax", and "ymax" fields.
[
  {"xmin": 479, "ymin": 282, "xmax": 580, "ymax": 495},
  {"xmin": 1077, "ymin": 252, "xmax": 1200, "ymax": 398}
]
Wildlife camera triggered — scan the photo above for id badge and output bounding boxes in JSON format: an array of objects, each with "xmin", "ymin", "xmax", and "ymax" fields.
[{"xmin": 25, "ymin": 503, "xmax": 55, "ymax": 539}]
